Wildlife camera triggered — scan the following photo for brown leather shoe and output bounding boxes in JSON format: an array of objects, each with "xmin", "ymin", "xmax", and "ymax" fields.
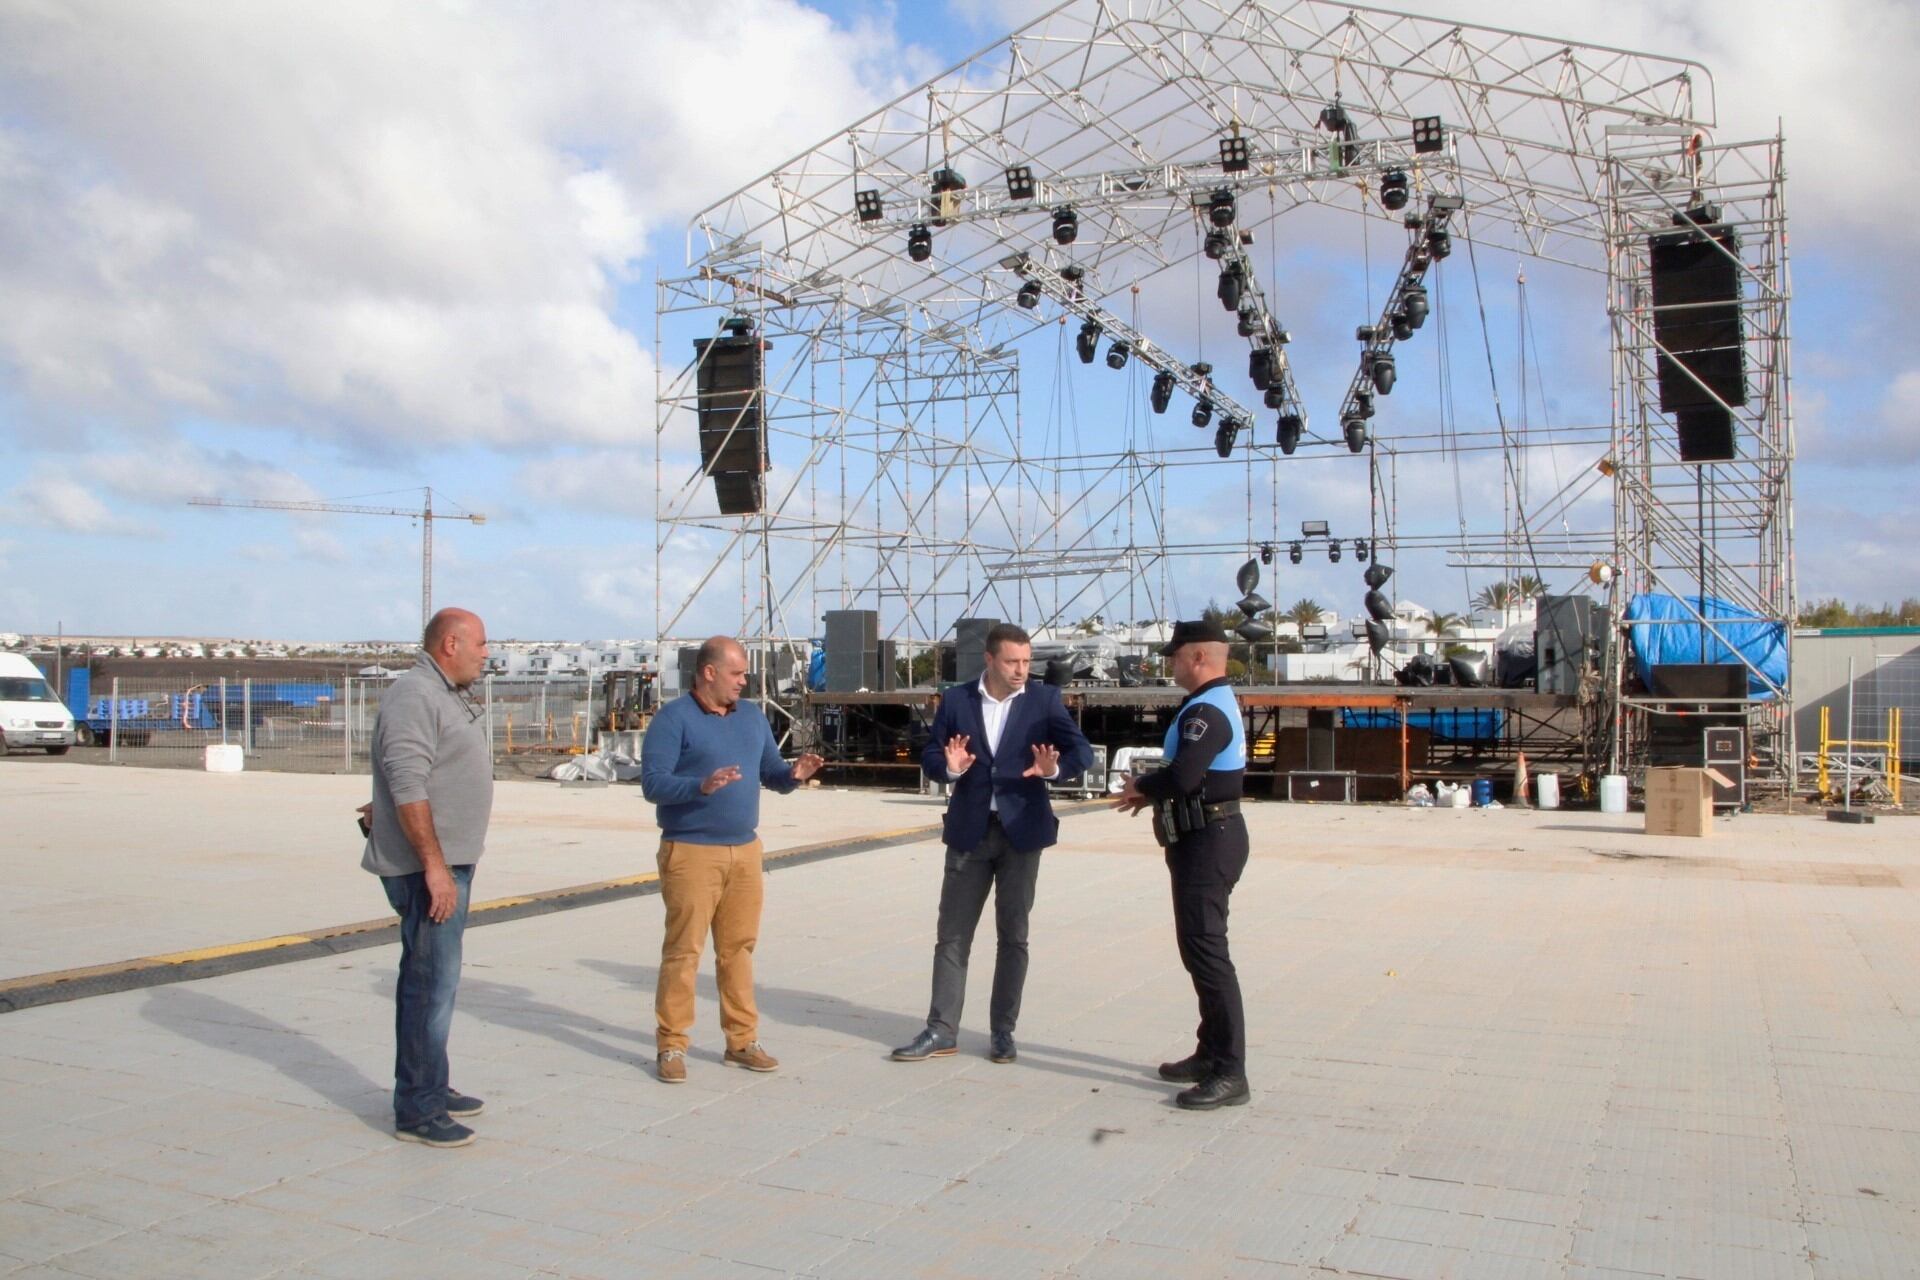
[
  {"xmin": 656, "ymin": 1048, "xmax": 686, "ymax": 1084},
  {"xmin": 723, "ymin": 1041, "xmax": 779, "ymax": 1072}
]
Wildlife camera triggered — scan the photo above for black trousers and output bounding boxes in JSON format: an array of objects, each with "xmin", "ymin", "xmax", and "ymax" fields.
[
  {"xmin": 1167, "ymin": 815, "xmax": 1249, "ymax": 1075},
  {"xmin": 927, "ymin": 817, "xmax": 1042, "ymax": 1040}
]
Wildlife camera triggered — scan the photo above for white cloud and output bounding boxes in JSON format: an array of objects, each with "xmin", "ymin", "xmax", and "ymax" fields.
[
  {"xmin": 2, "ymin": 468, "xmax": 145, "ymax": 535},
  {"xmin": 0, "ymin": 1, "xmax": 920, "ymax": 451},
  {"xmin": 516, "ymin": 450, "xmax": 660, "ymax": 517}
]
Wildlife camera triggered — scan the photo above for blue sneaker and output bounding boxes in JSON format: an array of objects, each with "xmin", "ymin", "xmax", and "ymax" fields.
[
  {"xmin": 395, "ymin": 1115, "xmax": 476, "ymax": 1148},
  {"xmin": 445, "ymin": 1089, "xmax": 484, "ymax": 1119}
]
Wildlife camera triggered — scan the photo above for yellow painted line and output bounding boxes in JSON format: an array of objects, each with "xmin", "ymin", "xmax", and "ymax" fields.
[{"xmin": 148, "ymin": 935, "xmax": 315, "ymax": 965}]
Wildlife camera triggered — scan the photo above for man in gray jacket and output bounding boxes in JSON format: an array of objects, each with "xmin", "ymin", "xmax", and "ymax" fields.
[{"xmin": 361, "ymin": 607, "xmax": 494, "ymax": 1147}]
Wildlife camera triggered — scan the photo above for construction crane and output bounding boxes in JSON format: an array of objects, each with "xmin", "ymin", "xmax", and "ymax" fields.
[{"xmin": 189, "ymin": 487, "xmax": 486, "ymax": 633}]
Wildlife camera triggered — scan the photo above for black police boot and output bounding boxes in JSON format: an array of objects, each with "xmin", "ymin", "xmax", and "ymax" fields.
[
  {"xmin": 1157, "ymin": 1052, "xmax": 1213, "ymax": 1083},
  {"xmin": 1176, "ymin": 1073, "xmax": 1250, "ymax": 1110}
]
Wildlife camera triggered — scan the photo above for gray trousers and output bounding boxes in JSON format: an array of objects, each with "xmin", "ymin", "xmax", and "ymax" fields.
[{"xmin": 927, "ymin": 818, "xmax": 1043, "ymax": 1039}]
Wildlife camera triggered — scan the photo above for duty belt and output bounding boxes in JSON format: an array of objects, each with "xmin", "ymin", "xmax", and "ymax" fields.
[{"xmin": 1152, "ymin": 795, "xmax": 1243, "ymax": 846}]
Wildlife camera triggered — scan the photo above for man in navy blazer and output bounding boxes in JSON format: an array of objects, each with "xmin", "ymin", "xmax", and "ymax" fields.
[{"xmin": 892, "ymin": 623, "xmax": 1094, "ymax": 1065}]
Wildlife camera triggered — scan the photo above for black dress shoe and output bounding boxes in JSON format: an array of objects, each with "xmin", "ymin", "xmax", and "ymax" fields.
[
  {"xmin": 890, "ymin": 1029, "xmax": 958, "ymax": 1062},
  {"xmin": 1175, "ymin": 1073, "xmax": 1250, "ymax": 1110},
  {"xmin": 1157, "ymin": 1053, "xmax": 1213, "ymax": 1083},
  {"xmin": 989, "ymin": 1032, "xmax": 1016, "ymax": 1064}
]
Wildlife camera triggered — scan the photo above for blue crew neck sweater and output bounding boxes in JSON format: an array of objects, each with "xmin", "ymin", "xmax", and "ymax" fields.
[{"xmin": 640, "ymin": 693, "xmax": 797, "ymax": 844}]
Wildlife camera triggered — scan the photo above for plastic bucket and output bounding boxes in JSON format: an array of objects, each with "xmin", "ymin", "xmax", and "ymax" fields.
[
  {"xmin": 1536, "ymin": 773, "xmax": 1561, "ymax": 810},
  {"xmin": 1599, "ymin": 774, "xmax": 1629, "ymax": 813},
  {"xmin": 1471, "ymin": 778, "xmax": 1493, "ymax": 807}
]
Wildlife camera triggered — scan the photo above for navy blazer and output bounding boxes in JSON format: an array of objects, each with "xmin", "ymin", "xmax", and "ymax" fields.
[{"xmin": 921, "ymin": 679, "xmax": 1094, "ymax": 854}]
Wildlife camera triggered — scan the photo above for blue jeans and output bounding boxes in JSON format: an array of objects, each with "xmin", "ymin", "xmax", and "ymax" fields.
[{"xmin": 381, "ymin": 865, "xmax": 474, "ymax": 1127}]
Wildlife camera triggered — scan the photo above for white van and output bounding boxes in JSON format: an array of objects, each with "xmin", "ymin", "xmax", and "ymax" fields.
[{"xmin": 0, "ymin": 653, "xmax": 76, "ymax": 755}]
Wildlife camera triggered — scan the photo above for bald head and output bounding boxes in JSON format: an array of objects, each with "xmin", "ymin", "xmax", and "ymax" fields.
[
  {"xmin": 693, "ymin": 636, "xmax": 750, "ymax": 711},
  {"xmin": 422, "ymin": 607, "xmax": 488, "ymax": 689},
  {"xmin": 1170, "ymin": 639, "xmax": 1229, "ymax": 692}
]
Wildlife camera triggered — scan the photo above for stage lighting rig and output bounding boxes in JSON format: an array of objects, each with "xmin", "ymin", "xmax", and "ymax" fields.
[
  {"xmin": 999, "ymin": 255, "xmax": 1264, "ymax": 452},
  {"xmin": 1276, "ymin": 414, "xmax": 1303, "ymax": 455},
  {"xmin": 1106, "ymin": 341, "xmax": 1130, "ymax": 370},
  {"xmin": 1328, "ymin": 540, "xmax": 1343, "ymax": 563},
  {"xmin": 1219, "ymin": 135, "xmax": 1251, "ymax": 174},
  {"xmin": 1052, "ymin": 206, "xmax": 1080, "ymax": 245},
  {"xmin": 1198, "ymin": 178, "xmax": 1310, "ymax": 444},
  {"xmin": 1217, "ymin": 263, "xmax": 1244, "ymax": 311},
  {"xmin": 907, "ymin": 223, "xmax": 933, "ymax": 262},
  {"xmin": 1289, "ymin": 541, "xmax": 1304, "ymax": 564},
  {"xmin": 1192, "ymin": 398, "xmax": 1214, "ymax": 428},
  {"xmin": 854, "ymin": 189, "xmax": 883, "ymax": 223},
  {"xmin": 1411, "ymin": 115, "xmax": 1445, "ymax": 154},
  {"xmin": 1150, "ymin": 370, "xmax": 1174, "ymax": 414},
  {"xmin": 1214, "ymin": 417, "xmax": 1242, "ymax": 457},
  {"xmin": 1004, "ymin": 165, "xmax": 1037, "ymax": 201},
  {"xmin": 1015, "ymin": 279, "xmax": 1041, "ymax": 309},
  {"xmin": 1336, "ymin": 192, "xmax": 1463, "ymax": 453},
  {"xmin": 1075, "ymin": 319, "xmax": 1101, "ymax": 364},
  {"xmin": 1317, "ymin": 99, "xmax": 1360, "ymax": 168},
  {"xmin": 1207, "ymin": 188, "xmax": 1237, "ymax": 227},
  {"xmin": 1379, "ymin": 170, "xmax": 1409, "ymax": 212},
  {"xmin": 929, "ymin": 165, "xmax": 967, "ymax": 225}
]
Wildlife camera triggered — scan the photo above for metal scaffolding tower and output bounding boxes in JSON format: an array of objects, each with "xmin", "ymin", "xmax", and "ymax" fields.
[{"xmin": 653, "ymin": 0, "xmax": 1793, "ymax": 784}]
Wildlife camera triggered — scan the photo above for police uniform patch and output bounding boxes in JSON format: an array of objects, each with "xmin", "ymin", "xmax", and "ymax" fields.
[{"xmin": 1180, "ymin": 716, "xmax": 1208, "ymax": 742}]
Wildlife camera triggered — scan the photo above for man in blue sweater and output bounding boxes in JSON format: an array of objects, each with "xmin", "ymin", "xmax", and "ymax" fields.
[{"xmin": 640, "ymin": 636, "xmax": 822, "ymax": 1084}]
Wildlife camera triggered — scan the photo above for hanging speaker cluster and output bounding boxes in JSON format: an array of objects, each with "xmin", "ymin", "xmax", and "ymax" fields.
[
  {"xmin": 1232, "ymin": 559, "xmax": 1273, "ymax": 642},
  {"xmin": 1649, "ymin": 204, "xmax": 1745, "ymax": 462},
  {"xmin": 1361, "ymin": 561, "xmax": 1394, "ymax": 654}
]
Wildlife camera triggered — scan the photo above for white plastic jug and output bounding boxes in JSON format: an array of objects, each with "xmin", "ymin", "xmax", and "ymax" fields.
[
  {"xmin": 1598, "ymin": 774, "xmax": 1628, "ymax": 813},
  {"xmin": 204, "ymin": 744, "xmax": 245, "ymax": 773},
  {"xmin": 1536, "ymin": 773, "xmax": 1561, "ymax": 810}
]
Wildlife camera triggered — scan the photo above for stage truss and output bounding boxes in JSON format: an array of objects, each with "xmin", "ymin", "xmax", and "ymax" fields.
[{"xmin": 653, "ymin": 0, "xmax": 1792, "ymax": 784}]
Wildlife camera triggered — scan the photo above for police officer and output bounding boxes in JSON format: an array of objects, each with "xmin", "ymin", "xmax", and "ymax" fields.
[{"xmin": 1114, "ymin": 618, "xmax": 1250, "ymax": 1110}]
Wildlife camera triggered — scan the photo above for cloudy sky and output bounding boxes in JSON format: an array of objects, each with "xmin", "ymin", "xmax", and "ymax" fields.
[{"xmin": 2, "ymin": 0, "xmax": 1914, "ymax": 642}]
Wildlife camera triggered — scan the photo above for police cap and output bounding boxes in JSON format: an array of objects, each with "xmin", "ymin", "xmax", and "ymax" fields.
[{"xmin": 1160, "ymin": 618, "xmax": 1230, "ymax": 656}]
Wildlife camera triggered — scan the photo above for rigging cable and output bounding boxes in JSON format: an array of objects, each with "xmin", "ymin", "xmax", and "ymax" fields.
[{"xmin": 1460, "ymin": 212, "xmax": 1544, "ymax": 585}]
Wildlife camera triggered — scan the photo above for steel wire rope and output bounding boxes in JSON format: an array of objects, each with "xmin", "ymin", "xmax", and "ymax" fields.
[
  {"xmin": 1461, "ymin": 212, "xmax": 1544, "ymax": 588},
  {"xmin": 1520, "ymin": 270, "xmax": 1574, "ymax": 561},
  {"xmin": 1431, "ymin": 260, "xmax": 1476, "ymax": 610}
]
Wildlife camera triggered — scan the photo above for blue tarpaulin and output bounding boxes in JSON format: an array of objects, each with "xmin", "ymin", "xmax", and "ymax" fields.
[
  {"xmin": 1341, "ymin": 708, "xmax": 1505, "ymax": 742},
  {"xmin": 1624, "ymin": 592, "xmax": 1786, "ymax": 698}
]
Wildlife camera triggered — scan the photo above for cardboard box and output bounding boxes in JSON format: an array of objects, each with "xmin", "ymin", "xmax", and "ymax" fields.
[{"xmin": 1643, "ymin": 766, "xmax": 1732, "ymax": 837}]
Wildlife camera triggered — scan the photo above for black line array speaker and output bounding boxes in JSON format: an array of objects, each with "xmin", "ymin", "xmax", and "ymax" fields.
[
  {"xmin": 824, "ymin": 609, "xmax": 878, "ymax": 693},
  {"xmin": 694, "ymin": 322, "xmax": 769, "ymax": 515},
  {"xmin": 954, "ymin": 617, "xmax": 999, "ymax": 685},
  {"xmin": 1649, "ymin": 210, "xmax": 1744, "ymax": 462}
]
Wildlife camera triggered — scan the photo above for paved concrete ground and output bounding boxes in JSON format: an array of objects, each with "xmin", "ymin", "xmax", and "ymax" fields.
[
  {"xmin": 2, "ymin": 762, "xmax": 1917, "ymax": 1278},
  {"xmin": 0, "ymin": 764, "xmax": 944, "ymax": 980}
]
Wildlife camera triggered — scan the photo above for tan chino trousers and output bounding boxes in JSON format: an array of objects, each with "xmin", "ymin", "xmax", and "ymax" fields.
[{"xmin": 655, "ymin": 837, "xmax": 764, "ymax": 1053}]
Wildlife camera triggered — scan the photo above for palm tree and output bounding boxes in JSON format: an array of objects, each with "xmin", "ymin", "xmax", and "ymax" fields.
[
  {"xmin": 1284, "ymin": 598, "xmax": 1325, "ymax": 633},
  {"xmin": 1425, "ymin": 610, "xmax": 1463, "ymax": 638},
  {"xmin": 1472, "ymin": 580, "xmax": 1520, "ymax": 615},
  {"xmin": 1512, "ymin": 573, "xmax": 1549, "ymax": 600}
]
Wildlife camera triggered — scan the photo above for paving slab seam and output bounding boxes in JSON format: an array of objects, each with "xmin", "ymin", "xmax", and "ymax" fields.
[{"xmin": 0, "ymin": 802, "xmax": 1107, "ymax": 1016}]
